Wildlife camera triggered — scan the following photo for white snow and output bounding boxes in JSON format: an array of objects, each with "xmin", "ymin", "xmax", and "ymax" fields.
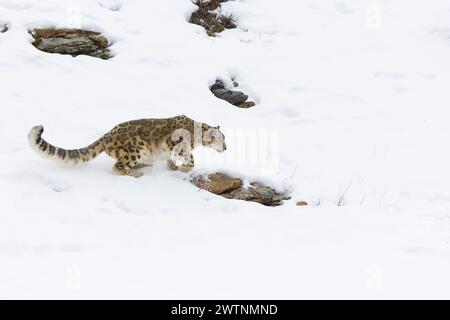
[{"xmin": 1, "ymin": 0, "xmax": 450, "ymax": 299}]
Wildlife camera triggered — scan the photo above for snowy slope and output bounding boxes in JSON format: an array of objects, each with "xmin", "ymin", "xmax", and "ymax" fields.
[{"xmin": 1, "ymin": 0, "xmax": 450, "ymax": 299}]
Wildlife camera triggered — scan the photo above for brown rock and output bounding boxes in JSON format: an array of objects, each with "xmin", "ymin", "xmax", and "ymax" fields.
[
  {"xmin": 193, "ymin": 173, "xmax": 242, "ymax": 195},
  {"xmin": 192, "ymin": 172, "xmax": 291, "ymax": 207},
  {"xmin": 34, "ymin": 28, "xmax": 103, "ymax": 39},
  {"xmin": 296, "ymin": 201, "xmax": 308, "ymax": 206},
  {"xmin": 189, "ymin": 1, "xmax": 236, "ymax": 36},
  {"xmin": 238, "ymin": 101, "xmax": 256, "ymax": 108}
]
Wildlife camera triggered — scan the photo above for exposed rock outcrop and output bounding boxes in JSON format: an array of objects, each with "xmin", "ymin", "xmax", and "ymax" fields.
[
  {"xmin": 193, "ymin": 172, "xmax": 242, "ymax": 194},
  {"xmin": 30, "ymin": 28, "xmax": 112, "ymax": 60},
  {"xmin": 189, "ymin": 0, "xmax": 236, "ymax": 36},
  {"xmin": 192, "ymin": 172, "xmax": 290, "ymax": 206},
  {"xmin": 210, "ymin": 80, "xmax": 256, "ymax": 108},
  {"xmin": 0, "ymin": 24, "xmax": 8, "ymax": 33}
]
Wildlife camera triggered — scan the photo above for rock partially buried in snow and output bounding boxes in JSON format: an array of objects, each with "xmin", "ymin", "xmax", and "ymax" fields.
[
  {"xmin": 237, "ymin": 101, "xmax": 256, "ymax": 109},
  {"xmin": 210, "ymin": 80, "xmax": 256, "ymax": 108},
  {"xmin": 222, "ymin": 182, "xmax": 291, "ymax": 207},
  {"xmin": 212, "ymin": 89, "xmax": 248, "ymax": 106},
  {"xmin": 192, "ymin": 173, "xmax": 290, "ymax": 206},
  {"xmin": 189, "ymin": 0, "xmax": 237, "ymax": 37},
  {"xmin": 30, "ymin": 28, "xmax": 112, "ymax": 60},
  {"xmin": 193, "ymin": 172, "xmax": 242, "ymax": 194},
  {"xmin": 0, "ymin": 24, "xmax": 8, "ymax": 33},
  {"xmin": 210, "ymin": 79, "xmax": 226, "ymax": 91}
]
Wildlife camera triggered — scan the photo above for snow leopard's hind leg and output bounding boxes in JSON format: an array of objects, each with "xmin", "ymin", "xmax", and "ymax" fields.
[{"xmin": 113, "ymin": 159, "xmax": 143, "ymax": 178}]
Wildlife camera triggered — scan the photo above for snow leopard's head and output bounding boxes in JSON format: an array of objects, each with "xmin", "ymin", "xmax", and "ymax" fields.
[{"xmin": 202, "ymin": 125, "xmax": 226, "ymax": 153}]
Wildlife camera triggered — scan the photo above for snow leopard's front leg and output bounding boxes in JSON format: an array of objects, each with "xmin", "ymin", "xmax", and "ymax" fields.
[
  {"xmin": 168, "ymin": 152, "xmax": 194, "ymax": 173},
  {"xmin": 178, "ymin": 154, "xmax": 195, "ymax": 172}
]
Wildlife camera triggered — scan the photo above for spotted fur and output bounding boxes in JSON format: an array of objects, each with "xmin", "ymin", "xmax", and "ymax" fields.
[{"xmin": 28, "ymin": 115, "xmax": 226, "ymax": 177}]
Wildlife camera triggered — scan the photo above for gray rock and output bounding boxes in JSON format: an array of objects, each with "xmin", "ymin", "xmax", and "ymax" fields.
[
  {"xmin": 212, "ymin": 88, "xmax": 248, "ymax": 106},
  {"xmin": 210, "ymin": 80, "xmax": 225, "ymax": 91},
  {"xmin": 31, "ymin": 28, "xmax": 112, "ymax": 60},
  {"xmin": 222, "ymin": 183, "xmax": 291, "ymax": 207},
  {"xmin": 0, "ymin": 24, "xmax": 8, "ymax": 33},
  {"xmin": 210, "ymin": 79, "xmax": 256, "ymax": 108}
]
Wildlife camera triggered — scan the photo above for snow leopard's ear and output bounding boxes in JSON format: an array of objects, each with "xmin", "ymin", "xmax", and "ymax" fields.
[{"xmin": 215, "ymin": 126, "xmax": 220, "ymax": 130}]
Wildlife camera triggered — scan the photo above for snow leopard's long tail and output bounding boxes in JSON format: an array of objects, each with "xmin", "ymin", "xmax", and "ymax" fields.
[{"xmin": 28, "ymin": 125, "xmax": 107, "ymax": 165}]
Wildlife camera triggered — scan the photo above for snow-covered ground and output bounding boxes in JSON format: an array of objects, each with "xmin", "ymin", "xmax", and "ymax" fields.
[{"xmin": 1, "ymin": 0, "xmax": 450, "ymax": 299}]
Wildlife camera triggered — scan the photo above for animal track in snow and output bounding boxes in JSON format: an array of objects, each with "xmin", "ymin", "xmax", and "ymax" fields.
[{"xmin": 98, "ymin": 0, "xmax": 123, "ymax": 12}]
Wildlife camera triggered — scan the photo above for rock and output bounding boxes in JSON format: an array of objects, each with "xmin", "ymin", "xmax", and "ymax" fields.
[
  {"xmin": 193, "ymin": 173, "xmax": 242, "ymax": 195},
  {"xmin": 193, "ymin": 0, "xmax": 228, "ymax": 11},
  {"xmin": 0, "ymin": 24, "xmax": 8, "ymax": 33},
  {"xmin": 212, "ymin": 88, "xmax": 248, "ymax": 106},
  {"xmin": 189, "ymin": 1, "xmax": 236, "ymax": 36},
  {"xmin": 222, "ymin": 183, "xmax": 291, "ymax": 207},
  {"xmin": 210, "ymin": 80, "xmax": 225, "ymax": 91},
  {"xmin": 296, "ymin": 201, "xmax": 308, "ymax": 206},
  {"xmin": 210, "ymin": 79, "xmax": 256, "ymax": 108},
  {"xmin": 238, "ymin": 101, "xmax": 256, "ymax": 109},
  {"xmin": 192, "ymin": 172, "xmax": 290, "ymax": 206},
  {"xmin": 31, "ymin": 28, "xmax": 112, "ymax": 60}
]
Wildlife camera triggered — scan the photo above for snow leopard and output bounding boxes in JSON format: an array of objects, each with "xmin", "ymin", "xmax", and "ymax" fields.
[{"xmin": 28, "ymin": 115, "xmax": 226, "ymax": 177}]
